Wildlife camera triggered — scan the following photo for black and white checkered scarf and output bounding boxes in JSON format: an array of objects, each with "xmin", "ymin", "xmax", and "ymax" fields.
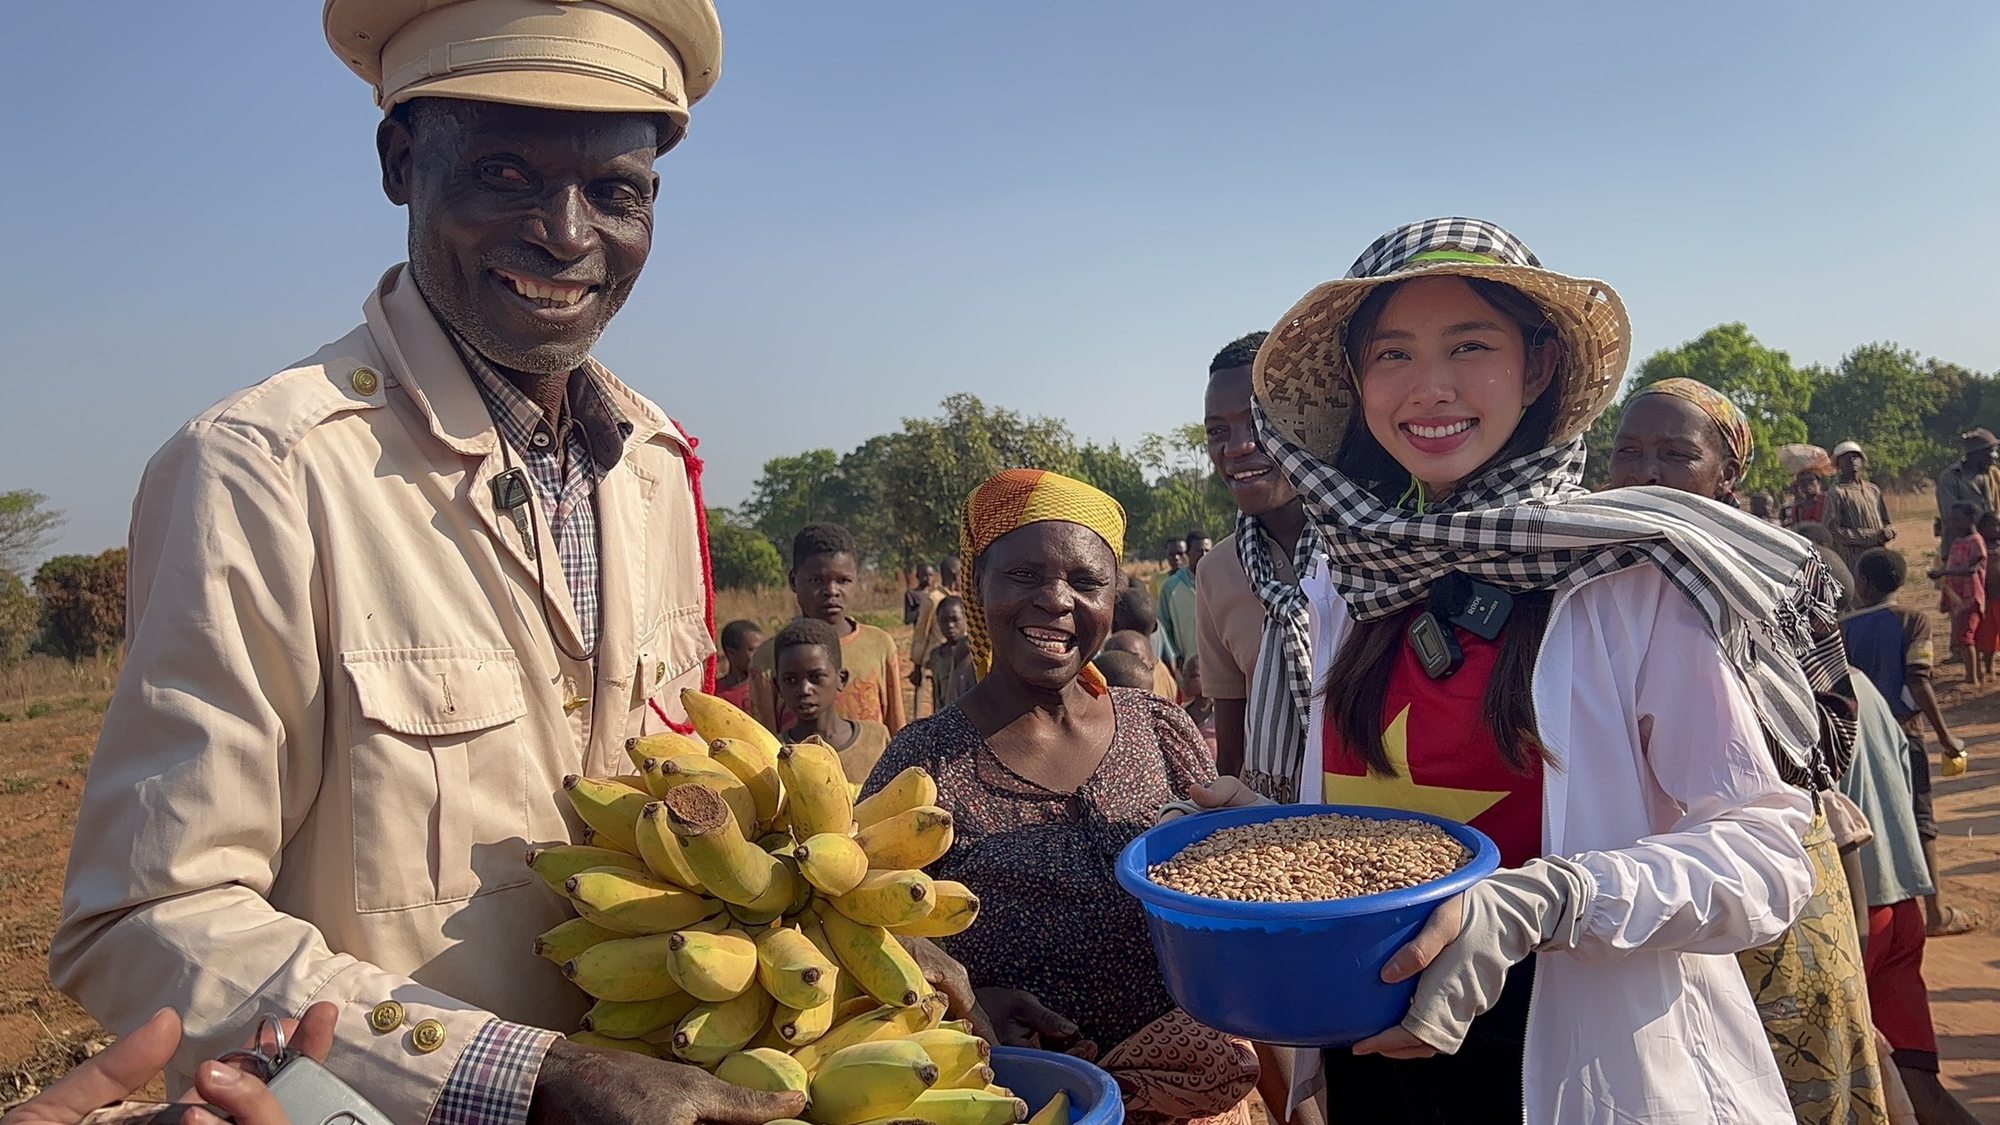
[
  {"xmin": 1256, "ymin": 404, "xmax": 1847, "ymax": 789},
  {"xmin": 1235, "ymin": 513, "xmax": 1323, "ymax": 804}
]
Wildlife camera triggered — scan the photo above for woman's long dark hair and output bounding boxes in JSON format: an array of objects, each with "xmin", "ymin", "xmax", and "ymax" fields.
[{"xmin": 1322, "ymin": 276, "xmax": 1562, "ymax": 776}]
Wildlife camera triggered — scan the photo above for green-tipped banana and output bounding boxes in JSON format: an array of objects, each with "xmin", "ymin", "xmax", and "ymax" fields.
[
  {"xmin": 634, "ymin": 802, "xmax": 707, "ymax": 891},
  {"xmin": 1023, "ymin": 1089, "xmax": 1069, "ymax": 1125},
  {"xmin": 889, "ymin": 1089, "xmax": 1027, "ymax": 1125},
  {"xmin": 581, "ymin": 993, "xmax": 702, "ymax": 1039},
  {"xmin": 806, "ymin": 1040, "xmax": 939, "ymax": 1125},
  {"xmin": 853, "ymin": 766, "xmax": 938, "ymax": 829},
  {"xmin": 568, "ymin": 1030, "xmax": 664, "ymax": 1057},
  {"xmin": 663, "ymin": 783, "xmax": 785, "ymax": 905},
  {"xmin": 662, "ymin": 928, "xmax": 760, "ymax": 1001},
  {"xmin": 828, "ymin": 869, "xmax": 936, "ymax": 928},
  {"xmin": 562, "ymin": 933, "xmax": 686, "ymax": 1002},
  {"xmin": 794, "ymin": 833, "xmax": 870, "ymax": 896},
  {"xmin": 561, "ymin": 775, "xmax": 653, "ymax": 857},
  {"xmin": 907, "ymin": 1029, "xmax": 992, "ymax": 1088},
  {"xmin": 528, "ymin": 845, "xmax": 650, "ymax": 894},
  {"xmin": 789, "ymin": 998, "xmax": 941, "ymax": 1072},
  {"xmin": 565, "ymin": 867, "xmax": 722, "ymax": 935},
  {"xmin": 815, "ymin": 905, "xmax": 931, "ymax": 1008},
  {"xmin": 711, "ymin": 737, "xmax": 785, "ymax": 825},
  {"xmin": 853, "ymin": 806, "xmax": 955, "ymax": 870},
  {"xmin": 627, "ymin": 730, "xmax": 710, "ymax": 772},
  {"xmin": 889, "ymin": 880, "xmax": 981, "ymax": 939},
  {"xmin": 534, "ymin": 916, "xmax": 624, "ymax": 964},
  {"xmin": 774, "ymin": 994, "xmax": 839, "ymax": 1047},
  {"xmin": 715, "ymin": 1047, "xmax": 811, "ymax": 1095},
  {"xmin": 756, "ymin": 925, "xmax": 839, "ymax": 1009},
  {"xmin": 775, "ymin": 738, "xmax": 853, "ymax": 838},
  {"xmin": 673, "ymin": 987, "xmax": 775, "ymax": 1067},
  {"xmin": 683, "ymin": 688, "xmax": 785, "ymax": 758}
]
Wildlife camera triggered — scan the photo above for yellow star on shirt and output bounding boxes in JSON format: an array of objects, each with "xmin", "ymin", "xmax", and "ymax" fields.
[{"xmin": 1321, "ymin": 704, "xmax": 1509, "ymax": 823}]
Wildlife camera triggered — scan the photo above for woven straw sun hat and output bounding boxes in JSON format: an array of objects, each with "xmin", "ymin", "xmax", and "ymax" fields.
[{"xmin": 1252, "ymin": 217, "xmax": 1632, "ymax": 458}]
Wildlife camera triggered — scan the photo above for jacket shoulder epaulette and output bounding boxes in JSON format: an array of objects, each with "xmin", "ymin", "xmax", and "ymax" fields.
[{"xmin": 194, "ymin": 324, "xmax": 388, "ymax": 461}]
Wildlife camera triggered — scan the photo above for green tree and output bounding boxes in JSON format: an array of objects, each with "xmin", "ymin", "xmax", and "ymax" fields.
[
  {"xmin": 706, "ymin": 509, "xmax": 786, "ymax": 590},
  {"xmin": 0, "ymin": 572, "xmax": 37, "ymax": 665},
  {"xmin": 34, "ymin": 548, "xmax": 128, "ymax": 660},
  {"xmin": 882, "ymin": 395, "xmax": 1083, "ymax": 564},
  {"xmin": 1802, "ymin": 344, "xmax": 1957, "ymax": 486},
  {"xmin": 0, "ymin": 490, "xmax": 64, "ymax": 577},
  {"xmin": 742, "ymin": 449, "xmax": 844, "ymax": 563},
  {"xmin": 1594, "ymin": 324, "xmax": 1812, "ymax": 494},
  {"xmin": 1133, "ymin": 424, "xmax": 1236, "ymax": 553}
]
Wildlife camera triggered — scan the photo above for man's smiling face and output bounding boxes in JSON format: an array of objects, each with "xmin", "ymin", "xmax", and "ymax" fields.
[{"xmin": 381, "ymin": 98, "xmax": 660, "ymax": 374}]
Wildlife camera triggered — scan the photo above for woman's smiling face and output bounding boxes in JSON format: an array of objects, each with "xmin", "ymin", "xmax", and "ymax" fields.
[
  {"xmin": 976, "ymin": 521, "xmax": 1118, "ymax": 692},
  {"xmin": 1355, "ymin": 276, "xmax": 1559, "ymax": 494}
]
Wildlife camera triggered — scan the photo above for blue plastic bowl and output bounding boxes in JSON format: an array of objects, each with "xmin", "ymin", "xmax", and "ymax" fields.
[
  {"xmin": 1116, "ymin": 803, "xmax": 1500, "ymax": 1048},
  {"xmin": 989, "ymin": 1047, "xmax": 1122, "ymax": 1125}
]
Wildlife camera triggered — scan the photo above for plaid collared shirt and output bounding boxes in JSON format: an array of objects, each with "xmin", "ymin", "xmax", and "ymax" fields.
[
  {"xmin": 450, "ymin": 333, "xmax": 630, "ymax": 654},
  {"xmin": 432, "ymin": 1019, "xmax": 559, "ymax": 1125}
]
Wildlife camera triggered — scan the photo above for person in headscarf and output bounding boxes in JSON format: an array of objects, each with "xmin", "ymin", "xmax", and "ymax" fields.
[
  {"xmin": 1193, "ymin": 218, "xmax": 1825, "ymax": 1123},
  {"xmin": 1612, "ymin": 382, "xmax": 1887, "ymax": 1124},
  {"xmin": 864, "ymin": 469, "xmax": 1257, "ymax": 1125}
]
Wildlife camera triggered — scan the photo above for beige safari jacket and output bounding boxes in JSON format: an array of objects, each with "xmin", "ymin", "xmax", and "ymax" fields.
[{"xmin": 51, "ymin": 266, "xmax": 714, "ymax": 1125}]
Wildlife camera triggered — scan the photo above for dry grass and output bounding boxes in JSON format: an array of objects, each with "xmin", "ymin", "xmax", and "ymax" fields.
[
  {"xmin": 0, "ymin": 657, "xmax": 121, "ymax": 722},
  {"xmin": 1886, "ymin": 485, "xmax": 1937, "ymax": 524},
  {"xmin": 713, "ymin": 577, "xmax": 908, "ymax": 636}
]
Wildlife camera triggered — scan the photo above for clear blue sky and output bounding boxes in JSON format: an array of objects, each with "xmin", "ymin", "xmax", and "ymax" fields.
[{"xmin": 5, "ymin": 2, "xmax": 1998, "ymax": 559}]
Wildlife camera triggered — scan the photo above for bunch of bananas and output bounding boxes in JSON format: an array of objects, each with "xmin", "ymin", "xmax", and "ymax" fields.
[{"xmin": 531, "ymin": 689, "xmax": 1062, "ymax": 1125}]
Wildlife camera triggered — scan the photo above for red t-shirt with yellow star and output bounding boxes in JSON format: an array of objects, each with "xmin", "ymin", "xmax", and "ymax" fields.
[{"xmin": 1322, "ymin": 613, "xmax": 1544, "ymax": 868}]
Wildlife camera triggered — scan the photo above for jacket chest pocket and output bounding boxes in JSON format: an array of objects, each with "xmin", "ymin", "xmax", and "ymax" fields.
[
  {"xmin": 343, "ymin": 647, "xmax": 533, "ymax": 912},
  {"xmin": 633, "ymin": 603, "xmax": 715, "ymax": 718}
]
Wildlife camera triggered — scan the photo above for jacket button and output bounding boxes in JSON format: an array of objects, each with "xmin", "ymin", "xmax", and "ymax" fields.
[
  {"xmin": 367, "ymin": 1000, "xmax": 404, "ymax": 1034},
  {"xmin": 410, "ymin": 1019, "xmax": 447, "ymax": 1053},
  {"xmin": 351, "ymin": 367, "xmax": 380, "ymax": 396}
]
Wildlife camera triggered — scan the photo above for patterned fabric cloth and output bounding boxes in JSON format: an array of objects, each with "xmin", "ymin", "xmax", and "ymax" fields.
[
  {"xmin": 451, "ymin": 330, "xmax": 630, "ymax": 654},
  {"xmin": 1735, "ymin": 812, "xmax": 1888, "ymax": 1125},
  {"xmin": 958, "ymin": 469, "xmax": 1127, "ymax": 686},
  {"xmin": 1257, "ymin": 403, "xmax": 1848, "ymax": 789},
  {"xmin": 1633, "ymin": 377, "xmax": 1754, "ymax": 486},
  {"xmin": 1100, "ymin": 1009, "xmax": 1260, "ymax": 1125},
  {"xmin": 1233, "ymin": 513, "xmax": 1321, "ymax": 802},
  {"xmin": 432, "ymin": 1018, "xmax": 559, "ymax": 1125}
]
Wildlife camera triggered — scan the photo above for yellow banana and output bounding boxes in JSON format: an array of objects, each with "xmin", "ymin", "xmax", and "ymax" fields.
[
  {"xmin": 633, "ymin": 802, "xmax": 708, "ymax": 892},
  {"xmin": 827, "ymin": 869, "xmax": 936, "ymax": 928},
  {"xmin": 568, "ymin": 1031, "xmax": 664, "ymax": 1057},
  {"xmin": 565, "ymin": 868, "xmax": 722, "ymax": 935},
  {"xmin": 663, "ymin": 928, "xmax": 761, "ymax": 1001},
  {"xmin": 664, "ymin": 783, "xmax": 784, "ymax": 905},
  {"xmin": 649, "ymin": 754, "xmax": 761, "ymax": 833},
  {"xmin": 985, "ymin": 1086, "xmax": 1016, "ymax": 1099},
  {"xmin": 562, "ymin": 932, "xmax": 685, "ymax": 1001},
  {"xmin": 561, "ymin": 775, "xmax": 652, "ymax": 857},
  {"xmin": 805, "ymin": 1040, "xmax": 940, "ymax": 1125},
  {"xmin": 853, "ymin": 766, "xmax": 939, "ymax": 829},
  {"xmin": 1023, "ymin": 1089, "xmax": 1069, "ymax": 1125},
  {"xmin": 756, "ymin": 925, "xmax": 839, "ymax": 1010},
  {"xmin": 935, "ymin": 1064, "xmax": 996, "ymax": 1092},
  {"xmin": 907, "ymin": 1029, "xmax": 991, "ymax": 1088},
  {"xmin": 815, "ymin": 905, "xmax": 931, "ymax": 1007},
  {"xmin": 773, "ymin": 994, "xmax": 838, "ymax": 1047},
  {"xmin": 683, "ymin": 688, "xmax": 784, "ymax": 757},
  {"xmin": 775, "ymin": 738, "xmax": 853, "ymax": 838},
  {"xmin": 714, "ymin": 1047, "xmax": 811, "ymax": 1095},
  {"xmin": 627, "ymin": 730, "xmax": 709, "ymax": 772},
  {"xmin": 712, "ymin": 737, "xmax": 785, "ymax": 825},
  {"xmin": 891, "ymin": 1089, "xmax": 1028, "ymax": 1125},
  {"xmin": 533, "ymin": 916, "xmax": 624, "ymax": 964},
  {"xmin": 788, "ymin": 1000, "xmax": 938, "ymax": 1072},
  {"xmin": 528, "ymin": 845, "xmax": 649, "ymax": 894},
  {"xmin": 854, "ymin": 806, "xmax": 955, "ymax": 870},
  {"xmin": 673, "ymin": 987, "xmax": 775, "ymax": 1067},
  {"xmin": 889, "ymin": 881, "xmax": 981, "ymax": 939},
  {"xmin": 793, "ymin": 833, "xmax": 870, "ymax": 896},
  {"xmin": 582, "ymin": 993, "xmax": 702, "ymax": 1039}
]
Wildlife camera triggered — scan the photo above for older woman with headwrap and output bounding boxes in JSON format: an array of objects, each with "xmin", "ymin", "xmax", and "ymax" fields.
[
  {"xmin": 1607, "ymin": 377, "xmax": 1755, "ymax": 503},
  {"xmin": 863, "ymin": 469, "xmax": 1258, "ymax": 1125}
]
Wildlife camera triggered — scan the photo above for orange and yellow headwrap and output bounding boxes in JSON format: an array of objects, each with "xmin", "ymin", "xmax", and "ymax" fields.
[{"xmin": 958, "ymin": 469, "xmax": 1127, "ymax": 692}]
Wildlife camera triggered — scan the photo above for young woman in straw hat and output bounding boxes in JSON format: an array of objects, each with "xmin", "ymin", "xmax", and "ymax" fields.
[{"xmin": 1193, "ymin": 219, "xmax": 1836, "ymax": 1123}]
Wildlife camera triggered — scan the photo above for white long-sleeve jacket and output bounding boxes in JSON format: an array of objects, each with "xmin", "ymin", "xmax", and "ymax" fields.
[{"xmin": 1301, "ymin": 563, "xmax": 1813, "ymax": 1124}]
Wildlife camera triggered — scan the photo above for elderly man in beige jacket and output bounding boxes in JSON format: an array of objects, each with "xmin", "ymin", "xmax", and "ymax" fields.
[{"xmin": 44, "ymin": 4, "xmax": 932, "ymax": 1125}]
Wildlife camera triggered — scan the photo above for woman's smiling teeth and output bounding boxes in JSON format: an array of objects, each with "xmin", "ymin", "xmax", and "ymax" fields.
[
  {"xmin": 1020, "ymin": 626, "xmax": 1074, "ymax": 654},
  {"xmin": 495, "ymin": 268, "xmax": 590, "ymax": 308},
  {"xmin": 1405, "ymin": 418, "xmax": 1475, "ymax": 440},
  {"xmin": 1229, "ymin": 466, "xmax": 1273, "ymax": 482}
]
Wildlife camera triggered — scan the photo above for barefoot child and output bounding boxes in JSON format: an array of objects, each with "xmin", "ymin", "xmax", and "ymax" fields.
[
  {"xmin": 773, "ymin": 617, "xmax": 890, "ymax": 784},
  {"xmin": 1978, "ymin": 511, "xmax": 2000, "ymax": 680},
  {"xmin": 1928, "ymin": 503, "xmax": 1985, "ymax": 688}
]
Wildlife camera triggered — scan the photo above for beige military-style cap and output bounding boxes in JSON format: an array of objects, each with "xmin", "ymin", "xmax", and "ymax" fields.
[{"xmin": 324, "ymin": 0, "xmax": 721, "ymax": 149}]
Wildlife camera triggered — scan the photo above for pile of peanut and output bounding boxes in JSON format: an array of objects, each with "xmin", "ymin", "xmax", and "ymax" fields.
[{"xmin": 1150, "ymin": 813, "xmax": 1470, "ymax": 902}]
